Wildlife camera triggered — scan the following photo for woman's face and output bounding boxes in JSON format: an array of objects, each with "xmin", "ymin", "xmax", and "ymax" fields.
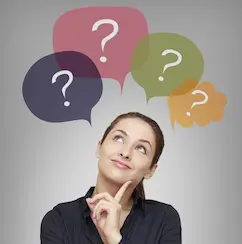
[{"xmin": 96, "ymin": 118, "xmax": 158, "ymax": 185}]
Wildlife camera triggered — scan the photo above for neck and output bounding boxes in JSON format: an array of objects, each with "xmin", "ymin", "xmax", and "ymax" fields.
[{"xmin": 92, "ymin": 173, "xmax": 134, "ymax": 211}]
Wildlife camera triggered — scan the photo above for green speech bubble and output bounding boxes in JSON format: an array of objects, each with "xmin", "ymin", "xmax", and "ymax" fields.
[{"xmin": 130, "ymin": 33, "xmax": 204, "ymax": 100}]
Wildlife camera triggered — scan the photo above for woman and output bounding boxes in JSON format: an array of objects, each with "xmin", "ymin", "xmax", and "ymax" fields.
[{"xmin": 40, "ymin": 112, "xmax": 182, "ymax": 244}]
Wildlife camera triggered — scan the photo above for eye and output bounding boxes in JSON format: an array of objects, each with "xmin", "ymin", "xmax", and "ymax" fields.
[
  {"xmin": 136, "ymin": 145, "xmax": 147, "ymax": 154},
  {"xmin": 113, "ymin": 135, "xmax": 123, "ymax": 142}
]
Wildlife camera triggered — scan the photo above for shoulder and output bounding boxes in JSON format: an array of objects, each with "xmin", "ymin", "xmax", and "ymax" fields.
[
  {"xmin": 142, "ymin": 199, "xmax": 182, "ymax": 241},
  {"xmin": 41, "ymin": 196, "xmax": 84, "ymax": 228},
  {"xmin": 143, "ymin": 199, "xmax": 181, "ymax": 225},
  {"xmin": 40, "ymin": 197, "xmax": 86, "ymax": 242}
]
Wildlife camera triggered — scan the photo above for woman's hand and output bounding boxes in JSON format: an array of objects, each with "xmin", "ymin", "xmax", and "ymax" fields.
[{"xmin": 86, "ymin": 181, "xmax": 132, "ymax": 244}]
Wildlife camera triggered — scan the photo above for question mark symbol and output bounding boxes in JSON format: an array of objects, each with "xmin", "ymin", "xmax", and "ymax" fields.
[
  {"xmin": 158, "ymin": 49, "xmax": 182, "ymax": 81},
  {"xmin": 52, "ymin": 70, "xmax": 73, "ymax": 107},
  {"xmin": 92, "ymin": 19, "xmax": 119, "ymax": 63},
  {"xmin": 186, "ymin": 89, "xmax": 209, "ymax": 116}
]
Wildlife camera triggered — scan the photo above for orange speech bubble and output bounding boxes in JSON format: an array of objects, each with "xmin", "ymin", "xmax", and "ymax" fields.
[{"xmin": 168, "ymin": 79, "xmax": 227, "ymax": 130}]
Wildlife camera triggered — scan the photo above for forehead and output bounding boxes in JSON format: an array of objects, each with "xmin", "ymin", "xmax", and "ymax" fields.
[{"xmin": 110, "ymin": 118, "xmax": 155, "ymax": 143}]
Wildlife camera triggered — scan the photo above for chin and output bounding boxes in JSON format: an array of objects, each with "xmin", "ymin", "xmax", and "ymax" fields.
[{"xmin": 102, "ymin": 169, "xmax": 130, "ymax": 184}]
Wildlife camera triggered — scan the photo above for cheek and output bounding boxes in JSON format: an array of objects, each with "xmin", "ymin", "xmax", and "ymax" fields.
[
  {"xmin": 133, "ymin": 152, "xmax": 151, "ymax": 171},
  {"xmin": 99, "ymin": 142, "xmax": 120, "ymax": 158}
]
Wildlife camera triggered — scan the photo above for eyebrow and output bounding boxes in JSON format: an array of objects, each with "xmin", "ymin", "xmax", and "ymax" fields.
[{"xmin": 113, "ymin": 129, "xmax": 152, "ymax": 149}]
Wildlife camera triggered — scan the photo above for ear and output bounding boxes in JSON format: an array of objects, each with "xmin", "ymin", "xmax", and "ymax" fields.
[
  {"xmin": 95, "ymin": 141, "xmax": 101, "ymax": 158},
  {"xmin": 144, "ymin": 163, "xmax": 158, "ymax": 179}
]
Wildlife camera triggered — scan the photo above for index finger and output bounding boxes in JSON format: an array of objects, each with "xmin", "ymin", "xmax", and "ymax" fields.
[{"xmin": 114, "ymin": 181, "xmax": 132, "ymax": 202}]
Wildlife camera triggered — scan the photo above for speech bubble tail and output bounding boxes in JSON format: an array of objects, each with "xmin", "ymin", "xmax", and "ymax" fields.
[
  {"xmin": 171, "ymin": 120, "xmax": 175, "ymax": 131},
  {"xmin": 85, "ymin": 113, "xmax": 92, "ymax": 127},
  {"xmin": 119, "ymin": 77, "xmax": 126, "ymax": 95},
  {"xmin": 120, "ymin": 85, "xmax": 124, "ymax": 96},
  {"xmin": 145, "ymin": 93, "xmax": 152, "ymax": 104},
  {"xmin": 87, "ymin": 119, "xmax": 92, "ymax": 127},
  {"xmin": 169, "ymin": 111, "xmax": 175, "ymax": 131},
  {"xmin": 89, "ymin": 118, "xmax": 93, "ymax": 127}
]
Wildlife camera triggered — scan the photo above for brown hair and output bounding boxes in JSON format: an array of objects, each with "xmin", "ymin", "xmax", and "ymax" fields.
[{"xmin": 100, "ymin": 112, "xmax": 165, "ymax": 200}]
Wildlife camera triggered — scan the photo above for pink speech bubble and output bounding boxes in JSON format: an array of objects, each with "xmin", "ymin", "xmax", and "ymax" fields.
[{"xmin": 53, "ymin": 6, "xmax": 148, "ymax": 90}]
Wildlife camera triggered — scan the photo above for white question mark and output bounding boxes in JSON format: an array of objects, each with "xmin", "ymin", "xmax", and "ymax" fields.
[
  {"xmin": 158, "ymin": 49, "xmax": 183, "ymax": 81},
  {"xmin": 52, "ymin": 70, "xmax": 73, "ymax": 107},
  {"xmin": 92, "ymin": 19, "xmax": 119, "ymax": 63},
  {"xmin": 186, "ymin": 89, "xmax": 209, "ymax": 116}
]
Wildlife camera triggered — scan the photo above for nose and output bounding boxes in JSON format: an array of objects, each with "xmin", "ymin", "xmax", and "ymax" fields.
[
  {"xmin": 119, "ymin": 152, "xmax": 130, "ymax": 160},
  {"xmin": 119, "ymin": 145, "xmax": 132, "ymax": 160}
]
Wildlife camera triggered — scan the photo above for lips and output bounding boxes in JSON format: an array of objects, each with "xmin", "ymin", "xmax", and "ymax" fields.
[{"xmin": 112, "ymin": 160, "xmax": 131, "ymax": 169}]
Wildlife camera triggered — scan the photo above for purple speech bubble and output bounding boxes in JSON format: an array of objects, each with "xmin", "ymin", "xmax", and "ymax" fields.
[{"xmin": 22, "ymin": 51, "xmax": 103, "ymax": 125}]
